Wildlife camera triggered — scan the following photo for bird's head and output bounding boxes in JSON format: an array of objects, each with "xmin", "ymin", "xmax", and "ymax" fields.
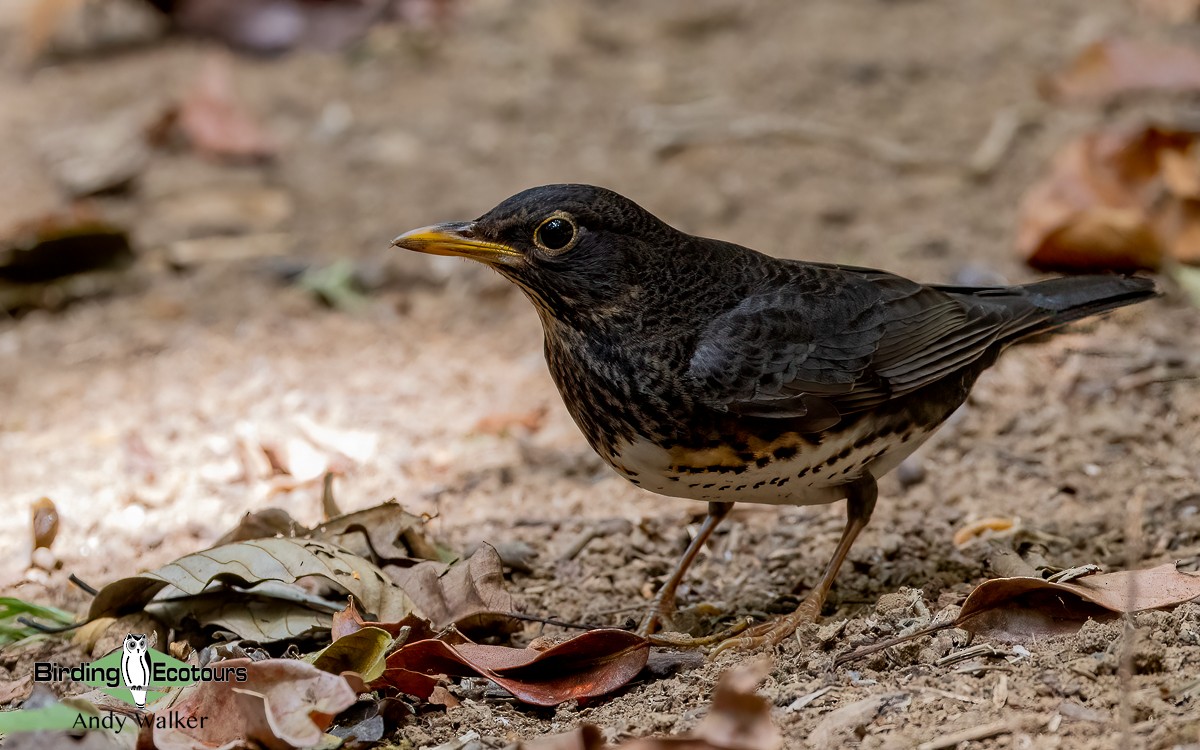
[{"xmin": 392, "ymin": 184, "xmax": 681, "ymax": 324}]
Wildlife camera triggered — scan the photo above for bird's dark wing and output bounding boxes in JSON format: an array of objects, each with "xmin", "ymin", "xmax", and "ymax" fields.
[{"xmin": 685, "ymin": 267, "xmax": 1031, "ymax": 430}]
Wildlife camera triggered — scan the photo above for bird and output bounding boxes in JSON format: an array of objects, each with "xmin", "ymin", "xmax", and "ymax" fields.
[{"xmin": 393, "ymin": 183, "xmax": 1157, "ymax": 651}]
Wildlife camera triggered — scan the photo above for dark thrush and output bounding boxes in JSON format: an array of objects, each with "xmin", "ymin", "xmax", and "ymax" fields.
[{"xmin": 393, "ymin": 184, "xmax": 1157, "ymax": 651}]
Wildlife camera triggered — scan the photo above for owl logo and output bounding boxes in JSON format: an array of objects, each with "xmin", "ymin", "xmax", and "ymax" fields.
[{"xmin": 120, "ymin": 634, "xmax": 151, "ymax": 710}]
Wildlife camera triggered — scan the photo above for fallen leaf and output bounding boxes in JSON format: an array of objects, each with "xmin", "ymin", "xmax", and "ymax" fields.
[
  {"xmin": 690, "ymin": 659, "xmax": 782, "ymax": 750},
  {"xmin": 177, "ymin": 54, "xmax": 275, "ymax": 162},
  {"xmin": 1041, "ymin": 37, "xmax": 1200, "ymax": 103},
  {"xmin": 1018, "ymin": 124, "xmax": 1200, "ymax": 271},
  {"xmin": 154, "ymin": 658, "xmax": 355, "ymax": 750},
  {"xmin": 148, "ymin": 588, "xmax": 336, "ymax": 643},
  {"xmin": 0, "ymin": 674, "xmax": 32, "ymax": 705},
  {"xmin": 955, "ymin": 562, "xmax": 1200, "ymax": 640},
  {"xmin": 312, "ymin": 500, "xmax": 442, "ymax": 564},
  {"xmin": 330, "ymin": 598, "xmax": 434, "ymax": 642},
  {"xmin": 0, "ymin": 208, "xmax": 133, "ymax": 284},
  {"xmin": 1157, "ymin": 198, "xmax": 1200, "ymax": 265},
  {"xmin": 372, "ymin": 664, "xmax": 441, "ymax": 700},
  {"xmin": 88, "ymin": 538, "xmax": 416, "ymax": 624},
  {"xmin": 427, "ymin": 685, "xmax": 461, "ymax": 708},
  {"xmin": 30, "ymin": 496, "xmax": 59, "ymax": 550},
  {"xmin": 384, "ymin": 628, "xmax": 649, "ymax": 707},
  {"xmin": 386, "ymin": 543, "xmax": 516, "ymax": 634},
  {"xmin": 309, "ymin": 626, "xmax": 393, "ymax": 682},
  {"xmin": 216, "ymin": 508, "xmax": 306, "ymax": 545}
]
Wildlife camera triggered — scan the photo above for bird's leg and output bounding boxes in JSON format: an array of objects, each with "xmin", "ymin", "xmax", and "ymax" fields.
[
  {"xmin": 712, "ymin": 475, "xmax": 878, "ymax": 655},
  {"xmin": 636, "ymin": 501, "xmax": 733, "ymax": 637}
]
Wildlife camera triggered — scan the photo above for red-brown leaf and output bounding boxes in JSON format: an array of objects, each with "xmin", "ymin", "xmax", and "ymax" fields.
[
  {"xmin": 178, "ymin": 55, "xmax": 275, "ymax": 162},
  {"xmin": 385, "ymin": 629, "xmax": 649, "ymax": 707}
]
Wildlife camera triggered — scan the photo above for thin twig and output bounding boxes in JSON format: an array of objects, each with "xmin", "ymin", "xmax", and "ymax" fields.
[
  {"xmin": 916, "ymin": 720, "xmax": 1016, "ymax": 750},
  {"xmin": 69, "ymin": 573, "xmax": 98, "ymax": 596},
  {"xmin": 967, "ymin": 107, "xmax": 1026, "ymax": 179},
  {"xmin": 834, "ymin": 621, "xmax": 954, "ymax": 666},
  {"xmin": 503, "ymin": 612, "xmax": 600, "ymax": 631}
]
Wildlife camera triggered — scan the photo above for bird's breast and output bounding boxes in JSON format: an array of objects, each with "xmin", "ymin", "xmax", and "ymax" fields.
[{"xmin": 607, "ymin": 417, "xmax": 933, "ymax": 505}]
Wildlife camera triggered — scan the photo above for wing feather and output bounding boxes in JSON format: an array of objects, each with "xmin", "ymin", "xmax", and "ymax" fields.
[{"xmin": 686, "ymin": 267, "xmax": 1021, "ymax": 428}]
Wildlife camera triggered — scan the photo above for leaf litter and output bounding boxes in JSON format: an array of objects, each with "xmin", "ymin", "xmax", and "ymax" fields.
[{"xmin": 1017, "ymin": 123, "xmax": 1200, "ymax": 272}]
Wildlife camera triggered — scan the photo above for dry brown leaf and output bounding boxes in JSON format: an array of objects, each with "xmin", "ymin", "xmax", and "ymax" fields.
[
  {"xmin": 1155, "ymin": 197, "xmax": 1200, "ymax": 264},
  {"xmin": 312, "ymin": 500, "xmax": 442, "ymax": 564},
  {"xmin": 177, "ymin": 55, "xmax": 275, "ymax": 162},
  {"xmin": 1018, "ymin": 124, "xmax": 1200, "ymax": 271},
  {"xmin": 87, "ymin": 537, "xmax": 415, "ymax": 624},
  {"xmin": 216, "ymin": 508, "xmax": 306, "ymax": 545},
  {"xmin": 384, "ymin": 628, "xmax": 649, "ymax": 707},
  {"xmin": 1041, "ymin": 37, "xmax": 1200, "ymax": 103},
  {"xmin": 30, "ymin": 496, "xmax": 59, "ymax": 550},
  {"xmin": 0, "ymin": 674, "xmax": 32, "ymax": 705},
  {"xmin": 0, "ymin": 207, "xmax": 133, "ymax": 284},
  {"xmin": 385, "ymin": 543, "xmax": 516, "ymax": 634},
  {"xmin": 330, "ymin": 598, "xmax": 434, "ymax": 642},
  {"xmin": 954, "ymin": 562, "xmax": 1200, "ymax": 641},
  {"xmin": 691, "ymin": 659, "xmax": 781, "ymax": 750},
  {"xmin": 154, "ymin": 658, "xmax": 355, "ymax": 750}
]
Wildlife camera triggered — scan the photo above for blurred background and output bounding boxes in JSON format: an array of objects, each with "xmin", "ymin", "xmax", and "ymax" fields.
[{"xmin": 2, "ymin": 0, "xmax": 1199, "ymax": 661}]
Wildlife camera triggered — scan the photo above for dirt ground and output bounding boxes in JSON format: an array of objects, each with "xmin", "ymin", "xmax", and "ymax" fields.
[{"xmin": 2, "ymin": 0, "xmax": 1200, "ymax": 747}]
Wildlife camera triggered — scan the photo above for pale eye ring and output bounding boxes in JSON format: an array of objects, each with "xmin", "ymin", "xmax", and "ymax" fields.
[{"xmin": 534, "ymin": 214, "xmax": 578, "ymax": 253}]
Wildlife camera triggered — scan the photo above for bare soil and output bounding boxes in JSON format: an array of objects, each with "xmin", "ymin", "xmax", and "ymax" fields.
[{"xmin": 2, "ymin": 0, "xmax": 1199, "ymax": 748}]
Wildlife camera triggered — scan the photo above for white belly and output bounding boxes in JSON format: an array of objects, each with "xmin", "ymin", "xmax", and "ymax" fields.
[{"xmin": 609, "ymin": 422, "xmax": 933, "ymax": 505}]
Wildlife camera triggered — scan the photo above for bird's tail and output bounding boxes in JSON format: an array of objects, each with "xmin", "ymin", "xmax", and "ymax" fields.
[{"xmin": 941, "ymin": 275, "xmax": 1158, "ymax": 344}]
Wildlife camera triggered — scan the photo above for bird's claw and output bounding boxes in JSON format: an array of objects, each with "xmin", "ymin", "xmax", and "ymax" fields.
[
  {"xmin": 645, "ymin": 618, "xmax": 753, "ymax": 649},
  {"xmin": 709, "ymin": 599, "xmax": 822, "ymax": 657}
]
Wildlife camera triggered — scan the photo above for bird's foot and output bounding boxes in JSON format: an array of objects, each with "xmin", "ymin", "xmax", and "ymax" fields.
[
  {"xmin": 709, "ymin": 598, "xmax": 821, "ymax": 656},
  {"xmin": 635, "ymin": 598, "xmax": 677, "ymax": 638}
]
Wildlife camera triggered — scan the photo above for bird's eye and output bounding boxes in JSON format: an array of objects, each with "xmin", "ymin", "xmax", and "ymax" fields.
[{"xmin": 534, "ymin": 215, "xmax": 577, "ymax": 253}]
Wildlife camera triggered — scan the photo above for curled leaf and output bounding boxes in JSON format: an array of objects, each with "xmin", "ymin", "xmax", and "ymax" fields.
[
  {"xmin": 386, "ymin": 543, "xmax": 516, "ymax": 635},
  {"xmin": 154, "ymin": 658, "xmax": 355, "ymax": 750},
  {"xmin": 309, "ymin": 626, "xmax": 393, "ymax": 683},
  {"xmin": 88, "ymin": 537, "xmax": 414, "ymax": 624},
  {"xmin": 955, "ymin": 562, "xmax": 1200, "ymax": 640},
  {"xmin": 385, "ymin": 629, "xmax": 650, "ymax": 707}
]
